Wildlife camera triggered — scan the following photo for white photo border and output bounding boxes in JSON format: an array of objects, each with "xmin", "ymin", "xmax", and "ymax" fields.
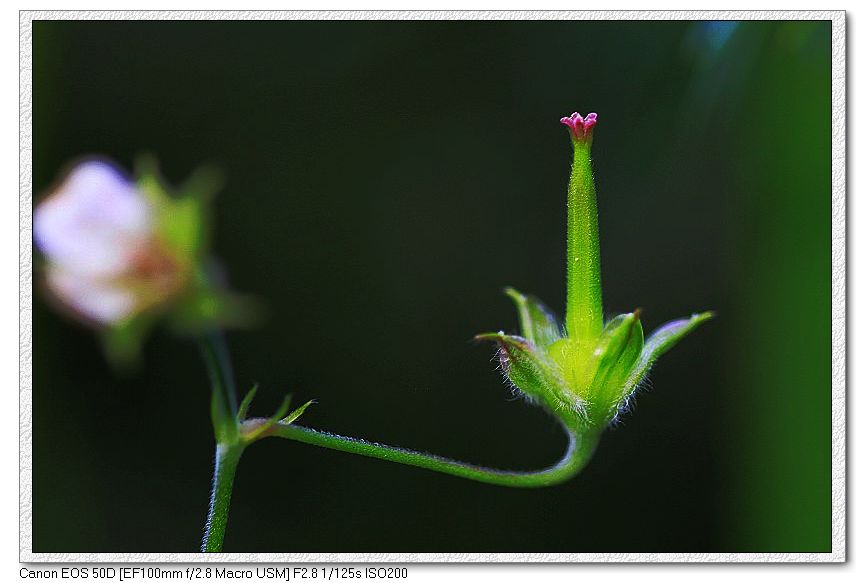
[{"xmin": 19, "ymin": 9, "xmax": 847, "ymax": 564}]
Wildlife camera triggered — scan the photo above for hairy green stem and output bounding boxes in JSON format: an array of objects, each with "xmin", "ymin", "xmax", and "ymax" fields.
[
  {"xmin": 198, "ymin": 332, "xmax": 242, "ymax": 552},
  {"xmin": 255, "ymin": 421, "xmax": 599, "ymax": 488},
  {"xmin": 201, "ymin": 443, "xmax": 243, "ymax": 552}
]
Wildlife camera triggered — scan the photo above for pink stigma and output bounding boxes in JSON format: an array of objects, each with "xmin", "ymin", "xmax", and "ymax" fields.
[{"xmin": 560, "ymin": 111, "xmax": 598, "ymax": 141}]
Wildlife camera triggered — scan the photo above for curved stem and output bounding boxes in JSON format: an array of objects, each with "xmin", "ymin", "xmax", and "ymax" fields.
[
  {"xmin": 201, "ymin": 443, "xmax": 243, "ymax": 552},
  {"xmin": 257, "ymin": 421, "xmax": 599, "ymax": 488}
]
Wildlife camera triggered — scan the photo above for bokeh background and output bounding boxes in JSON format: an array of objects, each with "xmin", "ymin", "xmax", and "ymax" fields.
[{"xmin": 31, "ymin": 20, "xmax": 832, "ymax": 553}]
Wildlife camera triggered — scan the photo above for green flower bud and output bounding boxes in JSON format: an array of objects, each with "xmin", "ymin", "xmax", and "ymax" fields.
[{"xmin": 478, "ymin": 113, "xmax": 712, "ymax": 430}]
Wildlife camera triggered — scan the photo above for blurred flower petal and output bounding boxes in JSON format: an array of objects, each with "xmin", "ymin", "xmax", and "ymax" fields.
[
  {"xmin": 34, "ymin": 160, "xmax": 152, "ymax": 278},
  {"xmin": 46, "ymin": 268, "xmax": 138, "ymax": 324}
]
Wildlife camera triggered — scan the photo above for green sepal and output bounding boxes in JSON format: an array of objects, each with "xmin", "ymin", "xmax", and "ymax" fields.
[
  {"xmin": 178, "ymin": 163, "xmax": 224, "ymax": 202},
  {"xmin": 586, "ymin": 311, "xmax": 644, "ymax": 422},
  {"xmin": 159, "ymin": 194, "xmax": 206, "ymax": 261},
  {"xmin": 475, "ymin": 332, "xmax": 585, "ymax": 429},
  {"xmin": 504, "ymin": 287, "xmax": 562, "ymax": 349},
  {"xmin": 620, "ymin": 311, "xmax": 715, "ymax": 401},
  {"xmin": 237, "ymin": 384, "xmax": 259, "ymax": 421},
  {"xmin": 134, "ymin": 155, "xmax": 211, "ymax": 266},
  {"xmin": 281, "ymin": 399, "xmax": 315, "ymax": 425}
]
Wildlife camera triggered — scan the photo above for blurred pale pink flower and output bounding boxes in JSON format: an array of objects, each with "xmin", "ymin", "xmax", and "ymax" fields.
[{"xmin": 34, "ymin": 161, "xmax": 184, "ymax": 325}]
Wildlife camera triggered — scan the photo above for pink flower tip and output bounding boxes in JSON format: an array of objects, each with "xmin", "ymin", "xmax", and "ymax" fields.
[{"xmin": 560, "ymin": 111, "xmax": 598, "ymax": 141}]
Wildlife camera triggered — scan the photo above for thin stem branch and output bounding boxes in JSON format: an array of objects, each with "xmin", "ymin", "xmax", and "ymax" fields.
[{"xmin": 256, "ymin": 421, "xmax": 599, "ymax": 488}]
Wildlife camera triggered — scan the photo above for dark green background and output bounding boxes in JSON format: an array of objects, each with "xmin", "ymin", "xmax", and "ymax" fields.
[{"xmin": 32, "ymin": 20, "xmax": 832, "ymax": 553}]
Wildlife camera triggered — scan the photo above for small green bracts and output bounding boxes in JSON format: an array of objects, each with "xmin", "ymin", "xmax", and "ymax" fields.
[{"xmin": 478, "ymin": 112, "xmax": 713, "ymax": 436}]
